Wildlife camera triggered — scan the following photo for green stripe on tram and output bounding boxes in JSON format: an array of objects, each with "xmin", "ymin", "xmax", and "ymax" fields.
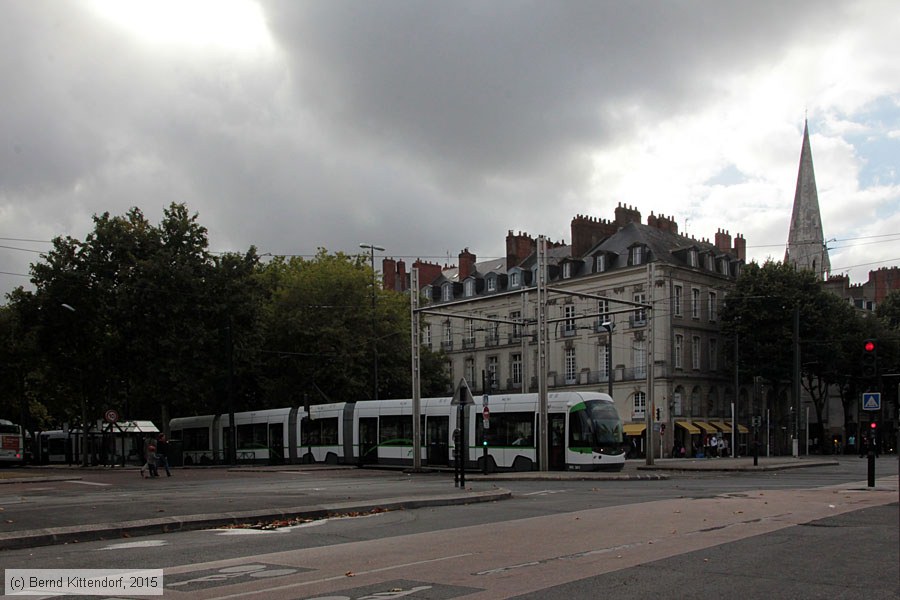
[{"xmin": 569, "ymin": 402, "xmax": 586, "ymax": 412}]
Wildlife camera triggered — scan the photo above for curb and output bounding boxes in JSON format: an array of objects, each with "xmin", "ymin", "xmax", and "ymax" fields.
[
  {"xmin": 637, "ymin": 459, "xmax": 840, "ymax": 472},
  {"xmin": 0, "ymin": 476, "xmax": 83, "ymax": 485},
  {"xmin": 0, "ymin": 488, "xmax": 512, "ymax": 551},
  {"xmin": 468, "ymin": 473, "xmax": 669, "ymax": 481}
]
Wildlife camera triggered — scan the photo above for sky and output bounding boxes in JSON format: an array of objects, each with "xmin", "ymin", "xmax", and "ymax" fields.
[{"xmin": 2, "ymin": 0, "xmax": 899, "ymax": 300}]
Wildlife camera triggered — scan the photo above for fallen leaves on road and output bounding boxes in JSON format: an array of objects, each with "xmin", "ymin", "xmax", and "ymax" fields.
[{"xmin": 218, "ymin": 507, "xmax": 392, "ymax": 531}]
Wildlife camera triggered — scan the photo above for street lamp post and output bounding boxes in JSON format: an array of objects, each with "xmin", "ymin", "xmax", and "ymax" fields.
[
  {"xmin": 359, "ymin": 243, "xmax": 385, "ymax": 400},
  {"xmin": 61, "ymin": 303, "xmax": 89, "ymax": 467}
]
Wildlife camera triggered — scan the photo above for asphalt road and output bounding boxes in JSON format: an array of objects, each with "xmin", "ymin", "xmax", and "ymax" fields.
[{"xmin": 0, "ymin": 457, "xmax": 897, "ymax": 599}]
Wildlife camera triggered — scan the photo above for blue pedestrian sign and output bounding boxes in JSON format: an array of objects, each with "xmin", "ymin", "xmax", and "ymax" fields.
[{"xmin": 861, "ymin": 392, "xmax": 881, "ymax": 411}]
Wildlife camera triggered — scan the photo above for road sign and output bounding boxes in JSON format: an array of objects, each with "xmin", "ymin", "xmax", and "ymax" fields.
[
  {"xmin": 752, "ymin": 416, "xmax": 761, "ymax": 427},
  {"xmin": 451, "ymin": 378, "xmax": 474, "ymax": 405},
  {"xmin": 104, "ymin": 409, "xmax": 119, "ymax": 423},
  {"xmin": 861, "ymin": 392, "xmax": 881, "ymax": 411},
  {"xmin": 483, "ymin": 406, "xmax": 490, "ymax": 419}
]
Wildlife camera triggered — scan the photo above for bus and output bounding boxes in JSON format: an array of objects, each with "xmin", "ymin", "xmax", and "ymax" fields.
[
  {"xmin": 0, "ymin": 419, "xmax": 26, "ymax": 465},
  {"xmin": 169, "ymin": 391, "xmax": 626, "ymax": 472}
]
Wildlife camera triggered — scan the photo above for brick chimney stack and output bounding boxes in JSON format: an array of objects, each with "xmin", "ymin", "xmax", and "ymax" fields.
[
  {"xmin": 506, "ymin": 231, "xmax": 535, "ymax": 270},
  {"xmin": 382, "ymin": 257, "xmax": 396, "ymax": 292},
  {"xmin": 396, "ymin": 259, "xmax": 407, "ymax": 292},
  {"xmin": 715, "ymin": 229, "xmax": 732, "ymax": 254},
  {"xmin": 614, "ymin": 202, "xmax": 642, "ymax": 227},
  {"xmin": 459, "ymin": 248, "xmax": 476, "ymax": 280},
  {"xmin": 733, "ymin": 234, "xmax": 746, "ymax": 261},
  {"xmin": 570, "ymin": 214, "xmax": 617, "ymax": 257},
  {"xmin": 412, "ymin": 260, "xmax": 443, "ymax": 287}
]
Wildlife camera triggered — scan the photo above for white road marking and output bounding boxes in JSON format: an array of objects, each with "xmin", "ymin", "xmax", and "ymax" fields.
[
  {"xmin": 522, "ymin": 489, "xmax": 570, "ymax": 496},
  {"xmin": 64, "ymin": 480, "xmax": 111, "ymax": 486},
  {"xmin": 205, "ymin": 553, "xmax": 474, "ymax": 600},
  {"xmin": 100, "ymin": 539, "xmax": 169, "ymax": 550}
]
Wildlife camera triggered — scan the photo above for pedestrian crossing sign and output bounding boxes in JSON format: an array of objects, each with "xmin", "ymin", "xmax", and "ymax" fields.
[{"xmin": 862, "ymin": 392, "xmax": 881, "ymax": 411}]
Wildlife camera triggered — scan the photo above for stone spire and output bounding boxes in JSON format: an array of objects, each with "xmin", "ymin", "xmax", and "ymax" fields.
[{"xmin": 785, "ymin": 120, "xmax": 830, "ymax": 279}]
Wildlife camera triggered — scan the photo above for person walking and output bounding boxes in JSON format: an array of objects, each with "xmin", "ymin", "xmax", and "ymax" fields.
[
  {"xmin": 155, "ymin": 433, "xmax": 172, "ymax": 477},
  {"xmin": 709, "ymin": 434, "xmax": 719, "ymax": 458},
  {"xmin": 140, "ymin": 437, "xmax": 158, "ymax": 478}
]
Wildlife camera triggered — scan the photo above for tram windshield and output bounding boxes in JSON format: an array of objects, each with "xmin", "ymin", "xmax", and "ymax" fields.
[{"xmin": 569, "ymin": 400, "xmax": 623, "ymax": 453}]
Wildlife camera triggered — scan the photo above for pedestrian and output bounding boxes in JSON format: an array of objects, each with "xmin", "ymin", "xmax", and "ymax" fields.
[
  {"xmin": 720, "ymin": 436, "xmax": 728, "ymax": 457},
  {"xmin": 140, "ymin": 437, "xmax": 158, "ymax": 478},
  {"xmin": 156, "ymin": 433, "xmax": 172, "ymax": 477},
  {"xmin": 709, "ymin": 434, "xmax": 719, "ymax": 458}
]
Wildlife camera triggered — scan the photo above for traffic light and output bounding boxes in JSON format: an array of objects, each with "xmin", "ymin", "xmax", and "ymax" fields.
[
  {"xmin": 861, "ymin": 339, "xmax": 878, "ymax": 378},
  {"xmin": 655, "ymin": 407, "xmax": 661, "ymax": 421}
]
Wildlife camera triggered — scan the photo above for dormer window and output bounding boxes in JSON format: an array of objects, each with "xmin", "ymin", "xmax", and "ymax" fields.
[
  {"xmin": 464, "ymin": 279, "xmax": 475, "ymax": 297},
  {"xmin": 706, "ymin": 254, "xmax": 714, "ymax": 270},
  {"xmin": 510, "ymin": 271, "xmax": 520, "ymax": 288},
  {"xmin": 486, "ymin": 276, "xmax": 497, "ymax": 292},
  {"xmin": 597, "ymin": 255, "xmax": 606, "ymax": 273},
  {"xmin": 630, "ymin": 245, "xmax": 644, "ymax": 266},
  {"xmin": 688, "ymin": 250, "xmax": 698, "ymax": 268},
  {"xmin": 562, "ymin": 262, "xmax": 572, "ymax": 279},
  {"xmin": 441, "ymin": 283, "xmax": 453, "ymax": 302}
]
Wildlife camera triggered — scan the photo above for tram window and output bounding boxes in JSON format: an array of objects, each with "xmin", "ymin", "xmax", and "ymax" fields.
[
  {"xmin": 48, "ymin": 438, "xmax": 67, "ymax": 455},
  {"xmin": 476, "ymin": 412, "xmax": 533, "ymax": 446},
  {"xmin": 569, "ymin": 413, "xmax": 587, "ymax": 447},
  {"xmin": 181, "ymin": 427, "xmax": 210, "ymax": 452},
  {"xmin": 379, "ymin": 415, "xmax": 413, "ymax": 444},
  {"xmin": 237, "ymin": 423, "xmax": 267, "ymax": 448},
  {"xmin": 303, "ymin": 418, "xmax": 339, "ymax": 445}
]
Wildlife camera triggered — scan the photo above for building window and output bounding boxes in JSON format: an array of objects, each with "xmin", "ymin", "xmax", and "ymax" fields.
[
  {"xmin": 510, "ymin": 310, "xmax": 522, "ymax": 340},
  {"xmin": 631, "ymin": 246, "xmax": 644, "ymax": 266},
  {"xmin": 465, "ymin": 358, "xmax": 475, "ymax": 387},
  {"xmin": 422, "ymin": 324, "xmax": 432, "ymax": 350},
  {"xmin": 463, "ymin": 319, "xmax": 476, "ymax": 348},
  {"xmin": 688, "ymin": 250, "xmax": 698, "ymax": 268},
  {"xmin": 563, "ymin": 304, "xmax": 577, "ymax": 337},
  {"xmin": 675, "ymin": 334, "xmax": 683, "ymax": 369},
  {"xmin": 692, "ymin": 335, "xmax": 701, "ymax": 370},
  {"xmin": 442, "ymin": 284, "xmax": 453, "ymax": 302},
  {"xmin": 706, "ymin": 254, "xmax": 714, "ymax": 270},
  {"xmin": 633, "ymin": 391, "xmax": 646, "ymax": 418},
  {"xmin": 708, "ymin": 291, "xmax": 717, "ymax": 322},
  {"xmin": 565, "ymin": 347, "xmax": 577, "ymax": 384},
  {"xmin": 511, "ymin": 353, "xmax": 522, "ymax": 388},
  {"xmin": 510, "ymin": 271, "xmax": 520, "ymax": 287},
  {"xmin": 673, "ymin": 285, "xmax": 682, "ymax": 317},
  {"xmin": 709, "ymin": 338, "xmax": 718, "ymax": 371},
  {"xmin": 442, "ymin": 320, "xmax": 453, "ymax": 351},
  {"xmin": 486, "ymin": 276, "xmax": 496, "ymax": 292},
  {"xmin": 598, "ymin": 298, "xmax": 610, "ymax": 326},
  {"xmin": 634, "ymin": 340, "xmax": 647, "ymax": 378},
  {"xmin": 597, "ymin": 255, "xmax": 606, "ymax": 273},
  {"xmin": 464, "ymin": 279, "xmax": 475, "ymax": 297},
  {"xmin": 562, "ymin": 262, "xmax": 572, "ymax": 279},
  {"xmin": 598, "ymin": 344, "xmax": 609, "ymax": 381},
  {"xmin": 691, "ymin": 288, "xmax": 700, "ymax": 319},
  {"xmin": 633, "ymin": 292, "xmax": 647, "ymax": 325},
  {"xmin": 487, "ymin": 356, "xmax": 499, "ymax": 390},
  {"xmin": 486, "ymin": 316, "xmax": 499, "ymax": 346}
]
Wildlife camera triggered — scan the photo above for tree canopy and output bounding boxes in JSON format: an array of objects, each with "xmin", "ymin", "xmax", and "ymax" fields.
[{"xmin": 0, "ymin": 204, "xmax": 448, "ymax": 432}]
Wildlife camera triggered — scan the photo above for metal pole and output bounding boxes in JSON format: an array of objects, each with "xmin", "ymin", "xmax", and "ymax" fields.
[
  {"xmin": 537, "ymin": 236, "xmax": 549, "ymax": 471},
  {"xmin": 645, "ymin": 263, "xmax": 655, "ymax": 466},
  {"xmin": 733, "ymin": 333, "xmax": 738, "ymax": 458},
  {"xmin": 792, "ymin": 305, "xmax": 800, "ymax": 457},
  {"xmin": 360, "ymin": 243, "xmax": 385, "ymax": 400},
  {"xmin": 411, "ymin": 268, "xmax": 422, "ymax": 471}
]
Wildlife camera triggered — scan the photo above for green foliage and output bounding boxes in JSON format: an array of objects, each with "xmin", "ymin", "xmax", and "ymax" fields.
[{"xmin": 1, "ymin": 207, "xmax": 448, "ymax": 428}]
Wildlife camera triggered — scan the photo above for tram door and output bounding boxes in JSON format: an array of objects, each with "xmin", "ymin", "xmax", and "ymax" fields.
[
  {"xmin": 548, "ymin": 414, "xmax": 566, "ymax": 470},
  {"xmin": 268, "ymin": 423, "xmax": 283, "ymax": 464},
  {"xmin": 358, "ymin": 417, "xmax": 378, "ymax": 465},
  {"xmin": 426, "ymin": 416, "xmax": 449, "ymax": 466}
]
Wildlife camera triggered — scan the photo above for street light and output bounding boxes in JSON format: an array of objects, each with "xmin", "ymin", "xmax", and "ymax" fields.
[
  {"xmin": 360, "ymin": 243, "xmax": 385, "ymax": 400},
  {"xmin": 61, "ymin": 303, "xmax": 89, "ymax": 467}
]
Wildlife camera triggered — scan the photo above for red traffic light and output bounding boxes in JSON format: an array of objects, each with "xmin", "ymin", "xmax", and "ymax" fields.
[
  {"xmin": 870, "ymin": 422, "xmax": 877, "ymax": 429},
  {"xmin": 864, "ymin": 340, "xmax": 876, "ymax": 352}
]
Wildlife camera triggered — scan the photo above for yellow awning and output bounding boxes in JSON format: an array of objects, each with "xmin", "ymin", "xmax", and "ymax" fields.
[
  {"xmin": 711, "ymin": 421, "xmax": 732, "ymax": 433},
  {"xmin": 676, "ymin": 421, "xmax": 700, "ymax": 434},
  {"xmin": 623, "ymin": 423, "xmax": 647, "ymax": 435},
  {"xmin": 693, "ymin": 421, "xmax": 717, "ymax": 434},
  {"xmin": 732, "ymin": 422, "xmax": 749, "ymax": 434}
]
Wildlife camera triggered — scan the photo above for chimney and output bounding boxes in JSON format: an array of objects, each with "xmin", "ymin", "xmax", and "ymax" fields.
[
  {"xmin": 614, "ymin": 202, "xmax": 642, "ymax": 227},
  {"xmin": 382, "ymin": 257, "xmax": 396, "ymax": 292},
  {"xmin": 571, "ymin": 215, "xmax": 617, "ymax": 257},
  {"xmin": 715, "ymin": 229, "xmax": 732, "ymax": 254},
  {"xmin": 459, "ymin": 248, "xmax": 476, "ymax": 281},
  {"xmin": 396, "ymin": 259, "xmax": 407, "ymax": 292},
  {"xmin": 733, "ymin": 234, "xmax": 746, "ymax": 261},
  {"xmin": 506, "ymin": 231, "xmax": 536, "ymax": 270},
  {"xmin": 412, "ymin": 260, "xmax": 443, "ymax": 287}
]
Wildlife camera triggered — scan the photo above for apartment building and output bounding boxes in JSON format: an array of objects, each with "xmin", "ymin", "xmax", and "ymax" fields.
[{"xmin": 385, "ymin": 204, "xmax": 748, "ymax": 457}]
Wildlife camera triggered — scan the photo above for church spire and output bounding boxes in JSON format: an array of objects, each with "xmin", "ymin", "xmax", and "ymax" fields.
[{"xmin": 785, "ymin": 120, "xmax": 830, "ymax": 279}]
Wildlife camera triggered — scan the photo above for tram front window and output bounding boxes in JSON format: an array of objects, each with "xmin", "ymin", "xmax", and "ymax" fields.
[{"xmin": 570, "ymin": 400, "xmax": 623, "ymax": 454}]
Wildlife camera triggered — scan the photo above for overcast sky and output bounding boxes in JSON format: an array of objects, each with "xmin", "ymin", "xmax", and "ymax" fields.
[{"xmin": 2, "ymin": 0, "xmax": 898, "ymax": 300}]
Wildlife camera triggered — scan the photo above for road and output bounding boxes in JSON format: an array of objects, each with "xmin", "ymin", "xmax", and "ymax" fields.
[{"xmin": 0, "ymin": 457, "xmax": 897, "ymax": 599}]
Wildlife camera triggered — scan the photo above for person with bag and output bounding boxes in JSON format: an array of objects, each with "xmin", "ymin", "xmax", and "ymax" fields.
[
  {"xmin": 140, "ymin": 436, "xmax": 158, "ymax": 478},
  {"xmin": 155, "ymin": 433, "xmax": 172, "ymax": 477}
]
